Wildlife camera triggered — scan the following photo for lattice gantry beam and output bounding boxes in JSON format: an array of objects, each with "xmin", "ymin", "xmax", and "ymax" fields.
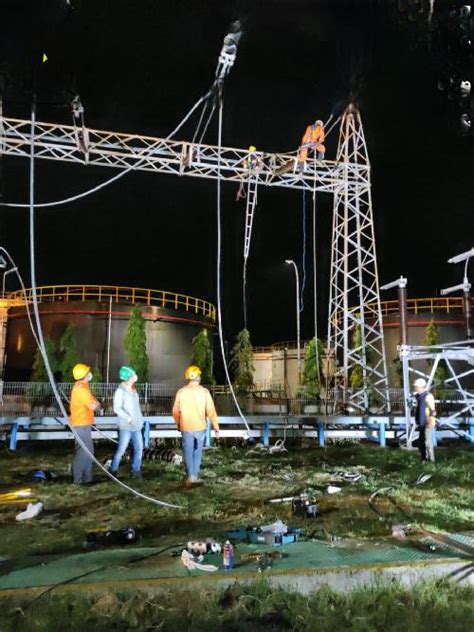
[
  {"xmin": 327, "ymin": 104, "xmax": 390, "ymax": 413},
  {"xmin": 0, "ymin": 116, "xmax": 368, "ymax": 194}
]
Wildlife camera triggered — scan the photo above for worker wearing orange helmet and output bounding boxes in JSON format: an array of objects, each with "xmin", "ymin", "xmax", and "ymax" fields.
[
  {"xmin": 172, "ymin": 365, "xmax": 219, "ymax": 488},
  {"xmin": 70, "ymin": 363, "xmax": 100, "ymax": 485},
  {"xmin": 298, "ymin": 119, "xmax": 326, "ymax": 168}
]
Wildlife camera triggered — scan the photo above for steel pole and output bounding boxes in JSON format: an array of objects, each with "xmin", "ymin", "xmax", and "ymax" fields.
[{"xmin": 106, "ymin": 295, "xmax": 112, "ymax": 383}]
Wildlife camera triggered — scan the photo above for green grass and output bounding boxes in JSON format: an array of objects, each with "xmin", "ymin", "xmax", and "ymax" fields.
[
  {"xmin": 0, "ymin": 440, "xmax": 473, "ymax": 560},
  {"xmin": 2, "ymin": 579, "xmax": 474, "ymax": 631}
]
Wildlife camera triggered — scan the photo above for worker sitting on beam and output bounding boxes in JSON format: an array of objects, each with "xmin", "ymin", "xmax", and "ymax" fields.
[{"xmin": 298, "ymin": 119, "xmax": 325, "ymax": 170}]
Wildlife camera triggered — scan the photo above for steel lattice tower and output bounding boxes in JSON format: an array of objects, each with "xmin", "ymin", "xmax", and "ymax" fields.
[{"xmin": 327, "ymin": 104, "xmax": 390, "ymax": 412}]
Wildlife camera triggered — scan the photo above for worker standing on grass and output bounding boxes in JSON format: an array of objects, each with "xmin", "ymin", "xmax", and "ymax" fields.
[
  {"xmin": 298, "ymin": 119, "xmax": 325, "ymax": 169},
  {"xmin": 414, "ymin": 378, "xmax": 437, "ymax": 463},
  {"xmin": 70, "ymin": 363, "xmax": 100, "ymax": 485},
  {"xmin": 172, "ymin": 365, "xmax": 219, "ymax": 489},
  {"xmin": 109, "ymin": 366, "xmax": 144, "ymax": 480}
]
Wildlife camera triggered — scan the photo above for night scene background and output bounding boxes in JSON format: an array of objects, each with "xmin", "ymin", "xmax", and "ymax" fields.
[{"xmin": 0, "ymin": 0, "xmax": 472, "ymax": 355}]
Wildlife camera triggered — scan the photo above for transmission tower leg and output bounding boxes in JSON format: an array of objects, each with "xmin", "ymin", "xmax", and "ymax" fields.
[{"xmin": 327, "ymin": 104, "xmax": 390, "ymax": 413}]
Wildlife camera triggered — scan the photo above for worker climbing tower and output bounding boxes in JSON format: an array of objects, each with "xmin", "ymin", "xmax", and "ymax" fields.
[{"xmin": 327, "ymin": 104, "xmax": 390, "ymax": 413}]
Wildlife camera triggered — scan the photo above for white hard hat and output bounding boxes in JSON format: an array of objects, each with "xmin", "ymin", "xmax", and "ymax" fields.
[{"xmin": 413, "ymin": 378, "xmax": 427, "ymax": 388}]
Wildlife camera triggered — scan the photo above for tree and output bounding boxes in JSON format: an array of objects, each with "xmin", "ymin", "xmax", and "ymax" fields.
[
  {"xmin": 349, "ymin": 324, "xmax": 374, "ymax": 390},
  {"xmin": 191, "ymin": 328, "xmax": 215, "ymax": 386},
  {"xmin": 229, "ymin": 328, "xmax": 255, "ymax": 392},
  {"xmin": 424, "ymin": 319, "xmax": 447, "ymax": 394},
  {"xmin": 59, "ymin": 325, "xmax": 80, "ymax": 382},
  {"xmin": 124, "ymin": 307, "xmax": 149, "ymax": 382},
  {"xmin": 30, "ymin": 338, "xmax": 59, "ymax": 382},
  {"xmin": 301, "ymin": 338, "xmax": 324, "ymax": 397}
]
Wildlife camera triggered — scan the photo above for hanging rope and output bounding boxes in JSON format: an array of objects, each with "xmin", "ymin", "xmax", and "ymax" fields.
[
  {"xmin": 300, "ymin": 188, "xmax": 307, "ymax": 313},
  {"xmin": 312, "ymin": 165, "xmax": 321, "ymax": 386}
]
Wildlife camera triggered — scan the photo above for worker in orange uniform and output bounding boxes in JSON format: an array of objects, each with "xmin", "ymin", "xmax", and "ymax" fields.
[
  {"xmin": 298, "ymin": 119, "xmax": 325, "ymax": 170},
  {"xmin": 70, "ymin": 363, "xmax": 100, "ymax": 485},
  {"xmin": 172, "ymin": 365, "xmax": 219, "ymax": 489}
]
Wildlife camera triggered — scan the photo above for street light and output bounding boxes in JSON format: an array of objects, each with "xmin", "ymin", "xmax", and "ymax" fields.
[{"xmin": 285, "ymin": 259, "xmax": 301, "ymax": 381}]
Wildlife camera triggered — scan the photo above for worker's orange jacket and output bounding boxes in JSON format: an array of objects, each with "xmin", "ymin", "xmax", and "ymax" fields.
[
  {"xmin": 301, "ymin": 123, "xmax": 325, "ymax": 147},
  {"xmin": 172, "ymin": 383, "xmax": 219, "ymax": 433},
  {"xmin": 70, "ymin": 381, "xmax": 98, "ymax": 427}
]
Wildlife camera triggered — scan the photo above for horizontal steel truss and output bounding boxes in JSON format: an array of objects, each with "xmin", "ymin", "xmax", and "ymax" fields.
[
  {"xmin": 400, "ymin": 340, "xmax": 474, "ymax": 446},
  {"xmin": 0, "ymin": 116, "xmax": 368, "ymax": 193}
]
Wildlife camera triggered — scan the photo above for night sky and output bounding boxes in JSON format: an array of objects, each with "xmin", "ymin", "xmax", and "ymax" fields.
[{"xmin": 1, "ymin": 0, "xmax": 472, "ymax": 350}]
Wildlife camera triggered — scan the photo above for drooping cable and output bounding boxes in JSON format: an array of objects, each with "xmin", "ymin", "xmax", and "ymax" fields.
[
  {"xmin": 216, "ymin": 100, "xmax": 251, "ymax": 435},
  {"xmin": 26, "ymin": 103, "xmax": 182, "ymax": 510},
  {"xmin": 312, "ymin": 166, "xmax": 321, "ymax": 386},
  {"xmin": 1, "ymin": 94, "xmax": 207, "ymax": 210}
]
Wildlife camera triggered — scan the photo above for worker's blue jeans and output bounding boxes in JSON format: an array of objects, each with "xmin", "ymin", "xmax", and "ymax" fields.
[
  {"xmin": 111, "ymin": 428, "xmax": 143, "ymax": 475},
  {"xmin": 181, "ymin": 430, "xmax": 206, "ymax": 479}
]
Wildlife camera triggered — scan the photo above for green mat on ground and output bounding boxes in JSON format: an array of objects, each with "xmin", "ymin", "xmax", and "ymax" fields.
[{"xmin": 1, "ymin": 533, "xmax": 473, "ymax": 591}]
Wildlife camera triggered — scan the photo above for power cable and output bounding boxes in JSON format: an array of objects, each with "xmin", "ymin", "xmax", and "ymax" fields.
[
  {"xmin": 215, "ymin": 100, "xmax": 251, "ymax": 435},
  {"xmin": 300, "ymin": 188, "xmax": 307, "ymax": 313},
  {"xmin": 0, "ymin": 94, "xmax": 207, "ymax": 210},
  {"xmin": 25, "ymin": 103, "xmax": 182, "ymax": 510}
]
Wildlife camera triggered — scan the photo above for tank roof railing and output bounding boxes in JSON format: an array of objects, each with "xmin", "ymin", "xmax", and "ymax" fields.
[
  {"xmin": 255, "ymin": 296, "xmax": 471, "ymax": 352},
  {"xmin": 6, "ymin": 285, "xmax": 216, "ymax": 322}
]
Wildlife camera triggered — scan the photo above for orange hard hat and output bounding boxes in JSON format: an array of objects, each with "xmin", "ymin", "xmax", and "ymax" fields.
[
  {"xmin": 185, "ymin": 365, "xmax": 202, "ymax": 381},
  {"xmin": 72, "ymin": 363, "xmax": 90, "ymax": 380}
]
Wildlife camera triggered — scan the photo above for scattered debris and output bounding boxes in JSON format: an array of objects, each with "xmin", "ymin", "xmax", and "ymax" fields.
[
  {"xmin": 391, "ymin": 523, "xmax": 411, "ymax": 540},
  {"xmin": 25, "ymin": 470, "xmax": 59, "ymax": 484},
  {"xmin": 185, "ymin": 539, "xmax": 221, "ymax": 557},
  {"xmin": 180, "ymin": 549, "xmax": 219, "ymax": 572},
  {"xmin": 84, "ymin": 527, "xmax": 139, "ymax": 548},
  {"xmin": 15, "ymin": 501, "xmax": 43, "ymax": 521},
  {"xmin": 0, "ymin": 488, "xmax": 34, "ymax": 504},
  {"xmin": 414, "ymin": 473, "xmax": 433, "ymax": 486},
  {"xmin": 292, "ymin": 494, "xmax": 320, "ymax": 518},
  {"xmin": 333, "ymin": 471, "xmax": 364, "ymax": 483},
  {"xmin": 227, "ymin": 520, "xmax": 303, "ymax": 546},
  {"xmin": 326, "ymin": 485, "xmax": 342, "ymax": 494},
  {"xmin": 247, "ymin": 440, "xmax": 287, "ymax": 456}
]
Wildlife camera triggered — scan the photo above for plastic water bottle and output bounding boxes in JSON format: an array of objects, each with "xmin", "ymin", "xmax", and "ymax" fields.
[{"xmin": 223, "ymin": 540, "xmax": 234, "ymax": 570}]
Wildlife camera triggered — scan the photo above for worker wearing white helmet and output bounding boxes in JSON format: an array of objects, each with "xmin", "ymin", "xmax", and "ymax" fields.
[{"xmin": 413, "ymin": 378, "xmax": 437, "ymax": 463}]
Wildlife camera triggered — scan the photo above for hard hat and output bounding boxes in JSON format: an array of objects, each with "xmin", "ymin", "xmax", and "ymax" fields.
[
  {"xmin": 73, "ymin": 363, "xmax": 90, "ymax": 381},
  {"xmin": 315, "ymin": 119, "xmax": 323, "ymax": 126},
  {"xmin": 119, "ymin": 366, "xmax": 136, "ymax": 381},
  {"xmin": 248, "ymin": 145, "xmax": 257, "ymax": 152},
  {"xmin": 414, "ymin": 378, "xmax": 427, "ymax": 388},
  {"xmin": 185, "ymin": 365, "xmax": 202, "ymax": 381}
]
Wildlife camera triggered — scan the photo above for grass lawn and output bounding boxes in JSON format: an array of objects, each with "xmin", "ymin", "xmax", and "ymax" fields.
[
  {"xmin": 0, "ymin": 439, "xmax": 473, "ymax": 630},
  {"xmin": 0, "ymin": 440, "xmax": 473, "ymax": 558}
]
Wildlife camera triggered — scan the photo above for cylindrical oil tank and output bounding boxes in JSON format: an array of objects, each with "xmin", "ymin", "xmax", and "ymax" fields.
[
  {"xmin": 4, "ymin": 285, "xmax": 215, "ymax": 383},
  {"xmin": 252, "ymin": 296, "xmax": 473, "ymax": 391}
]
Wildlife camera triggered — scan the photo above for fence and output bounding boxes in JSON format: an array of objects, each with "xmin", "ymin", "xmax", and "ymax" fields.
[{"xmin": 0, "ymin": 382, "xmax": 471, "ymax": 419}]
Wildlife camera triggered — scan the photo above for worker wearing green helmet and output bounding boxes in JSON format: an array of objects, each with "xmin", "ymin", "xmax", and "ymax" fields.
[{"xmin": 109, "ymin": 366, "xmax": 144, "ymax": 480}]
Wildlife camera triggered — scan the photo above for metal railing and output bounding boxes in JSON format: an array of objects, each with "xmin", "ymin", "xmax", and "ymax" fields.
[
  {"xmin": 0, "ymin": 382, "xmax": 471, "ymax": 420},
  {"xmin": 5, "ymin": 285, "xmax": 216, "ymax": 322}
]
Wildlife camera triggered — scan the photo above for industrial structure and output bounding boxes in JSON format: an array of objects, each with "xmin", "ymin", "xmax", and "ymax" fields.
[
  {"xmin": 0, "ymin": 102, "xmax": 391, "ymax": 413},
  {"xmin": 3, "ymin": 285, "xmax": 215, "ymax": 383}
]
